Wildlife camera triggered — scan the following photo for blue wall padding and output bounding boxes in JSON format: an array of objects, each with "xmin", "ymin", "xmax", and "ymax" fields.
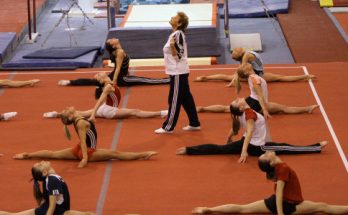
[
  {"xmin": 0, "ymin": 32, "xmax": 16, "ymax": 63},
  {"xmin": 105, "ymin": 26, "xmax": 221, "ymax": 59},
  {"xmin": 225, "ymin": 0, "xmax": 289, "ymax": 18},
  {"xmin": 23, "ymin": 46, "xmax": 101, "ymax": 59}
]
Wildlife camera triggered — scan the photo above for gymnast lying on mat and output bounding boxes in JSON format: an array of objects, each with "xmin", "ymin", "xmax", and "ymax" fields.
[
  {"xmin": 14, "ymin": 107, "xmax": 158, "ymax": 168},
  {"xmin": 0, "ymin": 79, "xmax": 40, "ymax": 88},
  {"xmin": 194, "ymin": 47, "xmax": 315, "ymax": 87},
  {"xmin": 192, "ymin": 151, "xmax": 348, "ymax": 214},
  {"xmin": 177, "ymin": 97, "xmax": 327, "ymax": 163},
  {"xmin": 0, "ymin": 112, "xmax": 17, "ymax": 121},
  {"xmin": 45, "ymin": 72, "xmax": 168, "ymax": 120},
  {"xmin": 58, "ymin": 38, "xmax": 170, "ymax": 87},
  {"xmin": 196, "ymin": 63, "xmax": 318, "ymax": 119},
  {"xmin": 0, "ymin": 161, "xmax": 95, "ymax": 215}
]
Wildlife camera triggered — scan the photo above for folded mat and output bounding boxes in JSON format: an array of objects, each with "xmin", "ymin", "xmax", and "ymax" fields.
[
  {"xmin": 23, "ymin": 46, "xmax": 101, "ymax": 59},
  {"xmin": 105, "ymin": 27, "xmax": 221, "ymax": 59},
  {"xmin": 225, "ymin": 0, "xmax": 289, "ymax": 18}
]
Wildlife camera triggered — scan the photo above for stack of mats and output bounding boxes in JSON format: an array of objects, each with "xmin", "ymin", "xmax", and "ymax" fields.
[
  {"xmin": 224, "ymin": 0, "xmax": 290, "ymax": 18},
  {"xmin": 0, "ymin": 32, "xmax": 16, "ymax": 64},
  {"xmin": 108, "ymin": 3, "xmax": 219, "ymax": 66}
]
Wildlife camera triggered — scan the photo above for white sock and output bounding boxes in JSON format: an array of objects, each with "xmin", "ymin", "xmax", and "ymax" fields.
[
  {"xmin": 43, "ymin": 111, "xmax": 58, "ymax": 118},
  {"xmin": 2, "ymin": 112, "xmax": 17, "ymax": 121}
]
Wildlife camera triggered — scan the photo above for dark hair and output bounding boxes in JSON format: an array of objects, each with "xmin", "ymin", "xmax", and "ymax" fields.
[
  {"xmin": 229, "ymin": 105, "xmax": 242, "ymax": 135},
  {"xmin": 31, "ymin": 167, "xmax": 45, "ymax": 205},
  {"xmin": 60, "ymin": 114, "xmax": 74, "ymax": 125},
  {"xmin": 177, "ymin": 12, "xmax": 189, "ymax": 32},
  {"xmin": 95, "ymin": 86, "xmax": 103, "ymax": 99},
  {"xmin": 105, "ymin": 42, "xmax": 116, "ymax": 63},
  {"xmin": 258, "ymin": 159, "xmax": 276, "ymax": 181}
]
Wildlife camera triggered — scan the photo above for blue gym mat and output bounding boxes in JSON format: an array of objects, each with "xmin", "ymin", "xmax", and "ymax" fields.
[
  {"xmin": 23, "ymin": 46, "xmax": 101, "ymax": 59},
  {"xmin": 224, "ymin": 0, "xmax": 290, "ymax": 18},
  {"xmin": 105, "ymin": 26, "xmax": 221, "ymax": 59},
  {"xmin": 0, "ymin": 32, "xmax": 16, "ymax": 64}
]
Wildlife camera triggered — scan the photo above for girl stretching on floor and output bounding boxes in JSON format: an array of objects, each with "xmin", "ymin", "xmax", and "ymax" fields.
[
  {"xmin": 58, "ymin": 38, "xmax": 169, "ymax": 87},
  {"xmin": 0, "ymin": 79, "xmax": 40, "ymax": 88},
  {"xmin": 193, "ymin": 47, "xmax": 315, "ymax": 88},
  {"xmin": 45, "ymin": 72, "xmax": 167, "ymax": 120},
  {"xmin": 177, "ymin": 97, "xmax": 327, "ymax": 163},
  {"xmin": 14, "ymin": 107, "xmax": 158, "ymax": 168},
  {"xmin": 192, "ymin": 151, "xmax": 348, "ymax": 214},
  {"xmin": 196, "ymin": 64, "xmax": 318, "ymax": 118},
  {"xmin": 0, "ymin": 161, "xmax": 94, "ymax": 215}
]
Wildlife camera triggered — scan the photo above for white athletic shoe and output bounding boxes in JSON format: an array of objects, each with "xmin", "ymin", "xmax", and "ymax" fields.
[
  {"xmin": 154, "ymin": 128, "xmax": 173, "ymax": 134},
  {"xmin": 2, "ymin": 112, "xmax": 17, "ymax": 121},
  {"xmin": 43, "ymin": 111, "xmax": 59, "ymax": 118},
  {"xmin": 58, "ymin": 80, "xmax": 70, "ymax": 86},
  {"xmin": 182, "ymin": 125, "xmax": 201, "ymax": 131},
  {"xmin": 160, "ymin": 110, "xmax": 168, "ymax": 118}
]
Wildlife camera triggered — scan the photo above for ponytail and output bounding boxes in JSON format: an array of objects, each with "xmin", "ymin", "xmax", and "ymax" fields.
[
  {"xmin": 229, "ymin": 105, "xmax": 242, "ymax": 135},
  {"xmin": 31, "ymin": 167, "xmax": 45, "ymax": 205},
  {"xmin": 258, "ymin": 159, "xmax": 276, "ymax": 181},
  {"xmin": 235, "ymin": 75, "xmax": 242, "ymax": 95},
  {"xmin": 60, "ymin": 114, "xmax": 74, "ymax": 140},
  {"xmin": 105, "ymin": 42, "xmax": 116, "ymax": 63}
]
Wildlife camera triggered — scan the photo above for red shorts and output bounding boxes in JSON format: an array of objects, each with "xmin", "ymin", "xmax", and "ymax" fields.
[{"xmin": 71, "ymin": 144, "xmax": 96, "ymax": 160}]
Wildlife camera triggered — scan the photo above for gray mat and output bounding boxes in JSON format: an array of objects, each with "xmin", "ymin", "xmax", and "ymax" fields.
[
  {"xmin": 219, "ymin": 17, "xmax": 294, "ymax": 64},
  {"xmin": 23, "ymin": 46, "xmax": 101, "ymax": 59},
  {"xmin": 105, "ymin": 27, "xmax": 221, "ymax": 59}
]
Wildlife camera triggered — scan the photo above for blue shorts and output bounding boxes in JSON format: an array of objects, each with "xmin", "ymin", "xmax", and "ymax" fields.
[
  {"xmin": 35, "ymin": 203, "xmax": 67, "ymax": 215},
  {"xmin": 264, "ymin": 195, "xmax": 299, "ymax": 215}
]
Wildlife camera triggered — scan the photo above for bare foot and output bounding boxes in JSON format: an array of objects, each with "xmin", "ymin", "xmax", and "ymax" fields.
[
  {"xmin": 143, "ymin": 151, "xmax": 158, "ymax": 160},
  {"xmin": 0, "ymin": 153, "xmax": 3, "ymax": 157},
  {"xmin": 320, "ymin": 141, "xmax": 329, "ymax": 149},
  {"xmin": 192, "ymin": 207, "xmax": 211, "ymax": 214},
  {"xmin": 194, "ymin": 76, "xmax": 207, "ymax": 82},
  {"xmin": 176, "ymin": 147, "xmax": 187, "ymax": 155},
  {"xmin": 30, "ymin": 79, "xmax": 40, "ymax": 86},
  {"xmin": 306, "ymin": 74, "xmax": 316, "ymax": 81},
  {"xmin": 308, "ymin": 105, "xmax": 319, "ymax": 114},
  {"xmin": 13, "ymin": 152, "xmax": 30, "ymax": 159}
]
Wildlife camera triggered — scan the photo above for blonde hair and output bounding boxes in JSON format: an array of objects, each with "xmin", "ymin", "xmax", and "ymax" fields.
[{"xmin": 177, "ymin": 12, "xmax": 189, "ymax": 32}]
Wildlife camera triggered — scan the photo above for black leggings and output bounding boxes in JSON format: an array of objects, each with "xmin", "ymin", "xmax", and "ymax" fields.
[
  {"xmin": 69, "ymin": 70, "xmax": 169, "ymax": 87},
  {"xmin": 186, "ymin": 137, "xmax": 321, "ymax": 156}
]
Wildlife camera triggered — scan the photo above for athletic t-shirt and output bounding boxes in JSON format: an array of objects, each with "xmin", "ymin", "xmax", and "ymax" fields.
[
  {"xmin": 274, "ymin": 163, "xmax": 304, "ymax": 204},
  {"xmin": 42, "ymin": 174, "xmax": 70, "ymax": 211},
  {"xmin": 106, "ymin": 84, "xmax": 121, "ymax": 107},
  {"xmin": 239, "ymin": 108, "xmax": 266, "ymax": 146},
  {"xmin": 163, "ymin": 30, "xmax": 189, "ymax": 75},
  {"xmin": 248, "ymin": 74, "xmax": 268, "ymax": 102}
]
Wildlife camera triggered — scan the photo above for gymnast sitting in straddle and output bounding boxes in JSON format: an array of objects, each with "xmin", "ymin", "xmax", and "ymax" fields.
[
  {"xmin": 58, "ymin": 38, "xmax": 170, "ymax": 87},
  {"xmin": 14, "ymin": 106, "xmax": 158, "ymax": 168},
  {"xmin": 45, "ymin": 72, "xmax": 168, "ymax": 120}
]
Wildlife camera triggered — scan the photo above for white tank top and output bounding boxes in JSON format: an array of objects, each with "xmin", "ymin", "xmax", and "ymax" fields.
[
  {"xmin": 248, "ymin": 74, "xmax": 268, "ymax": 102},
  {"xmin": 239, "ymin": 109, "xmax": 266, "ymax": 146},
  {"xmin": 246, "ymin": 51, "xmax": 263, "ymax": 72}
]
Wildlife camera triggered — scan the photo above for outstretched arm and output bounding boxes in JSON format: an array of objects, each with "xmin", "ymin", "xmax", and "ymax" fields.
[
  {"xmin": 76, "ymin": 120, "xmax": 89, "ymax": 168},
  {"xmin": 241, "ymin": 52, "xmax": 255, "ymax": 66},
  {"xmin": 89, "ymin": 84, "xmax": 114, "ymax": 121},
  {"xmin": 238, "ymin": 119, "xmax": 254, "ymax": 163},
  {"xmin": 112, "ymin": 50, "xmax": 125, "ymax": 84},
  {"xmin": 47, "ymin": 195, "xmax": 57, "ymax": 215},
  {"xmin": 253, "ymin": 84, "xmax": 270, "ymax": 119},
  {"xmin": 276, "ymin": 180, "xmax": 285, "ymax": 215}
]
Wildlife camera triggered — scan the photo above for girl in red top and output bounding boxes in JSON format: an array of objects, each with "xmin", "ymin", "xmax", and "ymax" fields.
[{"xmin": 192, "ymin": 151, "xmax": 348, "ymax": 214}]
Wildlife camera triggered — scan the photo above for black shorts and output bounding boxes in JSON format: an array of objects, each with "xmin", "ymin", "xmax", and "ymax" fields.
[
  {"xmin": 255, "ymin": 70, "xmax": 264, "ymax": 77},
  {"xmin": 35, "ymin": 203, "xmax": 68, "ymax": 215},
  {"xmin": 245, "ymin": 96, "xmax": 262, "ymax": 113},
  {"xmin": 264, "ymin": 195, "xmax": 298, "ymax": 215}
]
